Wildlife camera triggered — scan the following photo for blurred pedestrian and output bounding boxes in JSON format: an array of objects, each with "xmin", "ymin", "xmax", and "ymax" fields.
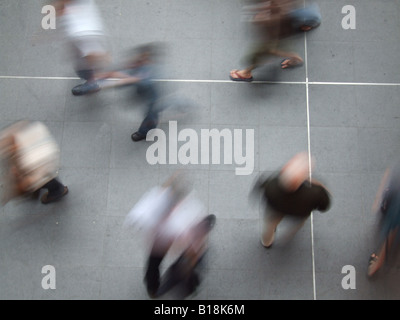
[
  {"xmin": 124, "ymin": 172, "xmax": 216, "ymax": 299},
  {"xmin": 52, "ymin": 0, "xmax": 111, "ymax": 95},
  {"xmin": 252, "ymin": 152, "xmax": 331, "ymax": 248},
  {"xmin": 368, "ymin": 160, "xmax": 400, "ymax": 277},
  {"xmin": 288, "ymin": 1, "xmax": 321, "ymax": 32},
  {"xmin": 231, "ymin": 0, "xmax": 320, "ymax": 81},
  {"xmin": 93, "ymin": 43, "xmax": 165, "ymax": 142},
  {"xmin": 0, "ymin": 121, "xmax": 68, "ymax": 205}
]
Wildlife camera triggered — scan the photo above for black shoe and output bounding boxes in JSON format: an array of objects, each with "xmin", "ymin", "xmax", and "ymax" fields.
[
  {"xmin": 131, "ymin": 132, "xmax": 146, "ymax": 142},
  {"xmin": 41, "ymin": 186, "xmax": 69, "ymax": 204},
  {"xmin": 201, "ymin": 214, "xmax": 216, "ymax": 232},
  {"xmin": 144, "ymin": 275, "xmax": 160, "ymax": 299},
  {"xmin": 71, "ymin": 82, "xmax": 101, "ymax": 96}
]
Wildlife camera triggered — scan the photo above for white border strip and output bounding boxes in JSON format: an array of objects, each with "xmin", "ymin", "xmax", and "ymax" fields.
[
  {"xmin": 0, "ymin": 76, "xmax": 81, "ymax": 80},
  {"xmin": 309, "ymin": 81, "xmax": 400, "ymax": 86}
]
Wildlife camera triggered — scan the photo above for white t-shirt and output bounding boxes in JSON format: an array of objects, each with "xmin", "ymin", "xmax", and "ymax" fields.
[
  {"xmin": 124, "ymin": 186, "xmax": 206, "ymax": 245},
  {"xmin": 59, "ymin": 0, "xmax": 105, "ymax": 39}
]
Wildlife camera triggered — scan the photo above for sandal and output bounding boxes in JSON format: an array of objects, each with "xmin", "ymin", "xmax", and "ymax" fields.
[
  {"xmin": 229, "ymin": 70, "xmax": 253, "ymax": 82},
  {"xmin": 41, "ymin": 186, "xmax": 69, "ymax": 204},
  {"xmin": 300, "ymin": 23, "xmax": 320, "ymax": 32}
]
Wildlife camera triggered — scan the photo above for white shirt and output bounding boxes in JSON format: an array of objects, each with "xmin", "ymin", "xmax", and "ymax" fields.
[
  {"xmin": 59, "ymin": 0, "xmax": 105, "ymax": 38},
  {"xmin": 124, "ymin": 186, "xmax": 206, "ymax": 246}
]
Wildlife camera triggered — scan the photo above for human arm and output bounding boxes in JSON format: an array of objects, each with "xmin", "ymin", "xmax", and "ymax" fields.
[{"xmin": 93, "ymin": 70, "xmax": 142, "ymax": 89}]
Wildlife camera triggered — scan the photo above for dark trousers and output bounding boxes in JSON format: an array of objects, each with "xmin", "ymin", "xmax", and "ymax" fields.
[
  {"xmin": 144, "ymin": 215, "xmax": 214, "ymax": 298},
  {"xmin": 137, "ymin": 111, "xmax": 159, "ymax": 136},
  {"xmin": 144, "ymin": 252, "xmax": 164, "ymax": 297},
  {"xmin": 136, "ymin": 81, "xmax": 162, "ymax": 136},
  {"xmin": 144, "ymin": 250, "xmax": 203, "ymax": 299}
]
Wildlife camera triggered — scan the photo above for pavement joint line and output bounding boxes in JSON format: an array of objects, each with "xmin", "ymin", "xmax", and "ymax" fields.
[
  {"xmin": 1, "ymin": 76, "xmax": 400, "ymax": 87},
  {"xmin": 304, "ymin": 27, "xmax": 317, "ymax": 301}
]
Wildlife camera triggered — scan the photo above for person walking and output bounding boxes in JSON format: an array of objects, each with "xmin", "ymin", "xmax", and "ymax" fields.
[
  {"xmin": 230, "ymin": 0, "xmax": 304, "ymax": 82},
  {"xmin": 252, "ymin": 152, "xmax": 331, "ymax": 248},
  {"xmin": 0, "ymin": 120, "xmax": 68, "ymax": 205},
  {"xmin": 52, "ymin": 0, "xmax": 111, "ymax": 95},
  {"xmin": 367, "ymin": 160, "xmax": 400, "ymax": 277},
  {"xmin": 124, "ymin": 172, "xmax": 216, "ymax": 299}
]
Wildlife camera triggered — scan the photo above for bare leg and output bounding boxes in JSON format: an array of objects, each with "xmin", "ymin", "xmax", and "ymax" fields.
[
  {"xmin": 262, "ymin": 207, "xmax": 284, "ymax": 248},
  {"xmin": 368, "ymin": 229, "xmax": 398, "ymax": 277}
]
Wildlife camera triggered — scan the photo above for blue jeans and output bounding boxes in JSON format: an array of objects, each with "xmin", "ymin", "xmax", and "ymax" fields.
[{"xmin": 289, "ymin": 3, "xmax": 322, "ymax": 29}]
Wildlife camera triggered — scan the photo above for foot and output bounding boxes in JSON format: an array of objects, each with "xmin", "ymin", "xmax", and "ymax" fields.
[
  {"xmin": 71, "ymin": 81, "xmax": 101, "ymax": 96},
  {"xmin": 280, "ymin": 58, "xmax": 304, "ymax": 69},
  {"xmin": 144, "ymin": 281, "xmax": 159, "ymax": 299},
  {"xmin": 131, "ymin": 132, "xmax": 146, "ymax": 142},
  {"xmin": 300, "ymin": 26, "xmax": 312, "ymax": 32},
  {"xmin": 41, "ymin": 186, "xmax": 69, "ymax": 204},
  {"xmin": 201, "ymin": 214, "xmax": 216, "ymax": 233},
  {"xmin": 261, "ymin": 228, "xmax": 276, "ymax": 248},
  {"xmin": 300, "ymin": 23, "xmax": 320, "ymax": 32},
  {"xmin": 144, "ymin": 271, "xmax": 160, "ymax": 299},
  {"xmin": 367, "ymin": 253, "xmax": 380, "ymax": 277},
  {"xmin": 229, "ymin": 69, "xmax": 253, "ymax": 82}
]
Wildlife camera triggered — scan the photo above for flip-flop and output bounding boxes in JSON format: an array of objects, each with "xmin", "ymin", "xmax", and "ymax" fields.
[
  {"xmin": 300, "ymin": 22, "xmax": 321, "ymax": 32},
  {"xmin": 229, "ymin": 70, "xmax": 253, "ymax": 82},
  {"xmin": 280, "ymin": 58, "xmax": 304, "ymax": 69}
]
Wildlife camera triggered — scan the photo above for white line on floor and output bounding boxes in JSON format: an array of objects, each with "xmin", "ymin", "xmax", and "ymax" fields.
[
  {"xmin": 308, "ymin": 81, "xmax": 400, "ymax": 86},
  {"xmin": 1, "ymin": 75, "xmax": 400, "ymax": 87},
  {"xmin": 303, "ymin": 29, "xmax": 317, "ymax": 301},
  {"xmin": 0, "ymin": 76, "xmax": 81, "ymax": 80}
]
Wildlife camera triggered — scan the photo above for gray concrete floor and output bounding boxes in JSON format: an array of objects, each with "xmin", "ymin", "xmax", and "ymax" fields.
[{"xmin": 1, "ymin": 0, "xmax": 400, "ymax": 300}]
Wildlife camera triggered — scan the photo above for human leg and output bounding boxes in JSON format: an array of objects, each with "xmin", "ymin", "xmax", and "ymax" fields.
[
  {"xmin": 144, "ymin": 253, "xmax": 164, "ymax": 298},
  {"xmin": 262, "ymin": 206, "xmax": 284, "ymax": 248},
  {"xmin": 132, "ymin": 82, "xmax": 161, "ymax": 141},
  {"xmin": 70, "ymin": 36, "xmax": 110, "ymax": 96},
  {"xmin": 230, "ymin": 42, "xmax": 275, "ymax": 81},
  {"xmin": 368, "ymin": 229, "xmax": 398, "ymax": 277},
  {"xmin": 156, "ymin": 215, "xmax": 216, "ymax": 298},
  {"xmin": 131, "ymin": 110, "xmax": 159, "ymax": 142}
]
